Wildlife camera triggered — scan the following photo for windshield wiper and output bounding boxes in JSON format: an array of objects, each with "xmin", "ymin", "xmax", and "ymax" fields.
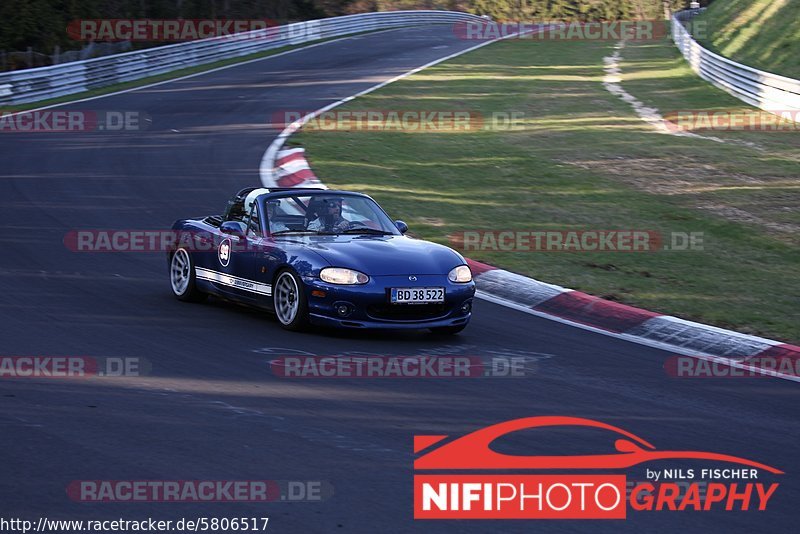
[
  {"xmin": 271, "ymin": 230, "xmax": 317, "ymax": 235},
  {"xmin": 341, "ymin": 227, "xmax": 394, "ymax": 235}
]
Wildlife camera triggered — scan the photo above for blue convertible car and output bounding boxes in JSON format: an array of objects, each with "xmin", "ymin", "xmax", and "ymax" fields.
[{"xmin": 168, "ymin": 187, "xmax": 475, "ymax": 333}]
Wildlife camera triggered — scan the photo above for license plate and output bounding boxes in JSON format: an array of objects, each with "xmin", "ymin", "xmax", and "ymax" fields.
[{"xmin": 390, "ymin": 287, "xmax": 445, "ymax": 304}]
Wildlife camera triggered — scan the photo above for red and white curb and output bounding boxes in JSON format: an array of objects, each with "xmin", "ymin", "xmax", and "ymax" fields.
[
  {"xmin": 259, "ymin": 25, "xmax": 537, "ymax": 188},
  {"xmin": 465, "ymin": 258, "xmax": 799, "ymax": 381},
  {"xmin": 265, "ymin": 147, "xmax": 799, "ymax": 383},
  {"xmin": 272, "ymin": 148, "xmax": 327, "ymax": 189},
  {"xmin": 259, "ymin": 32, "xmax": 798, "ymax": 383}
]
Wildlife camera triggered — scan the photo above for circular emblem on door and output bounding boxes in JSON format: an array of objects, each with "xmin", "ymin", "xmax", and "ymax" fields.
[
  {"xmin": 409, "ymin": 275, "xmax": 417, "ymax": 281},
  {"xmin": 218, "ymin": 238, "xmax": 232, "ymax": 267}
]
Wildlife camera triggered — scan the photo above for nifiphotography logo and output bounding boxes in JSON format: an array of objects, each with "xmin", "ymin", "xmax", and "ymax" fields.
[{"xmin": 413, "ymin": 417, "xmax": 782, "ymax": 519}]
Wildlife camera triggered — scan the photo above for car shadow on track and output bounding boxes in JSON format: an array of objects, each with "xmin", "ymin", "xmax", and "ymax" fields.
[{"xmin": 199, "ymin": 294, "xmax": 465, "ymax": 343}]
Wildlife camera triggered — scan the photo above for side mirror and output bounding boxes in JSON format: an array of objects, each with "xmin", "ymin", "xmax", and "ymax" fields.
[
  {"xmin": 394, "ymin": 220, "xmax": 409, "ymax": 234},
  {"xmin": 220, "ymin": 221, "xmax": 247, "ymax": 239}
]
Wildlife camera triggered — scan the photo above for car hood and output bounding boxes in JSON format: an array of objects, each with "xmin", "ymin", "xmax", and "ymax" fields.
[{"xmin": 276, "ymin": 235, "xmax": 465, "ymax": 275}]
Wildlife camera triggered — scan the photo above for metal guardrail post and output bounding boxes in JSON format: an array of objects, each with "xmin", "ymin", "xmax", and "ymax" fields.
[
  {"xmin": 671, "ymin": 9, "xmax": 800, "ymax": 117},
  {"xmin": 0, "ymin": 10, "xmax": 485, "ymax": 106}
]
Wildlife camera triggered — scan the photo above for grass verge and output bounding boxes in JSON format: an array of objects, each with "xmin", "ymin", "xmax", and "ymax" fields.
[
  {"xmin": 295, "ymin": 34, "xmax": 799, "ymax": 342},
  {"xmin": 688, "ymin": 0, "xmax": 800, "ymax": 79}
]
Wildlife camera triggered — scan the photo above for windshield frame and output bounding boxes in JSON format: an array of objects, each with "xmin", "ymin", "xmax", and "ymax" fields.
[{"xmin": 256, "ymin": 190, "xmax": 402, "ymax": 237}]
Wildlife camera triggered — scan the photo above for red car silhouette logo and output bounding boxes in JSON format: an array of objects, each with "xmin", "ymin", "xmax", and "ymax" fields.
[{"xmin": 414, "ymin": 416, "xmax": 782, "ymax": 473}]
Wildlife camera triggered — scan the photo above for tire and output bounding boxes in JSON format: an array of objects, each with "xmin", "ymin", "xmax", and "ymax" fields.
[
  {"xmin": 273, "ymin": 269, "xmax": 309, "ymax": 331},
  {"xmin": 429, "ymin": 324, "xmax": 467, "ymax": 335},
  {"xmin": 169, "ymin": 248, "xmax": 207, "ymax": 303}
]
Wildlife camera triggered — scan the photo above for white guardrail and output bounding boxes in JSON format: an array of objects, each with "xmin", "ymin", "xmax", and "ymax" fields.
[
  {"xmin": 672, "ymin": 9, "xmax": 800, "ymax": 115},
  {"xmin": 0, "ymin": 10, "xmax": 484, "ymax": 106}
]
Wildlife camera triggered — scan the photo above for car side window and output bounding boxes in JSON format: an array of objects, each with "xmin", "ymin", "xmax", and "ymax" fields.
[{"xmin": 245, "ymin": 204, "xmax": 262, "ymax": 237}]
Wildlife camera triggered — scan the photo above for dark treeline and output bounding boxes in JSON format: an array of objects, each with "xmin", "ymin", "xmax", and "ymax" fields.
[
  {"xmin": 470, "ymin": 0, "xmax": 687, "ymax": 21},
  {"xmin": 0, "ymin": 0, "xmax": 691, "ymax": 54},
  {"xmin": 377, "ymin": 1, "xmax": 687, "ymax": 21}
]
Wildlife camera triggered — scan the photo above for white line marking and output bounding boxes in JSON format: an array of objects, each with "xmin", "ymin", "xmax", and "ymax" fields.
[
  {"xmin": 476, "ymin": 290, "xmax": 799, "ymax": 383},
  {"xmin": 256, "ymin": 27, "xmax": 798, "ymax": 384},
  {"xmin": 260, "ymin": 29, "xmax": 535, "ymax": 186},
  {"xmin": 644, "ymin": 315, "xmax": 780, "ymax": 347},
  {"xmin": 602, "ymin": 39, "xmax": 760, "ymax": 149},
  {"xmin": 1, "ymin": 28, "xmax": 404, "ymax": 118}
]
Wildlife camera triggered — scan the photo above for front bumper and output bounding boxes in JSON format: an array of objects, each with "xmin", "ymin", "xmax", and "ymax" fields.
[{"xmin": 303, "ymin": 274, "xmax": 475, "ymax": 329}]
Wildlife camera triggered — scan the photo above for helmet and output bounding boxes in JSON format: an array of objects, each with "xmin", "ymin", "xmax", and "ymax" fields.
[{"xmin": 243, "ymin": 188, "xmax": 271, "ymax": 215}]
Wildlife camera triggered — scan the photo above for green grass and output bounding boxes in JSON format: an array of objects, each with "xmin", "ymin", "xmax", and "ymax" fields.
[
  {"xmin": 688, "ymin": 0, "xmax": 800, "ymax": 78},
  {"xmin": 296, "ymin": 36, "xmax": 800, "ymax": 342}
]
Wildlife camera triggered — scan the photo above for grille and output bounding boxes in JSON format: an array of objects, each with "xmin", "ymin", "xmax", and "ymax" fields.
[{"xmin": 367, "ymin": 303, "xmax": 448, "ymax": 321}]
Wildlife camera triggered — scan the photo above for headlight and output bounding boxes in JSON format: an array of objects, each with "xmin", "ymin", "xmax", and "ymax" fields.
[
  {"xmin": 320, "ymin": 267, "xmax": 369, "ymax": 285},
  {"xmin": 448, "ymin": 265, "xmax": 472, "ymax": 283}
]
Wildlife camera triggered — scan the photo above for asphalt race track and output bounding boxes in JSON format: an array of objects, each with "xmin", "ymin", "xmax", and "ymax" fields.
[{"xmin": 1, "ymin": 26, "xmax": 798, "ymax": 533}]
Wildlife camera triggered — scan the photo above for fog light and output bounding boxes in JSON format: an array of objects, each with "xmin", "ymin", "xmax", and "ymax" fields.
[
  {"xmin": 461, "ymin": 301, "xmax": 472, "ymax": 314},
  {"xmin": 336, "ymin": 304, "xmax": 351, "ymax": 317}
]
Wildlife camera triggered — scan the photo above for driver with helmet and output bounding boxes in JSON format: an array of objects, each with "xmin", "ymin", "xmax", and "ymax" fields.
[
  {"xmin": 243, "ymin": 188, "xmax": 289, "ymax": 234},
  {"xmin": 265, "ymin": 199, "xmax": 289, "ymax": 233}
]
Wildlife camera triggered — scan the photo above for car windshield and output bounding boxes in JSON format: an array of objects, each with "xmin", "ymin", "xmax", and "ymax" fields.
[{"xmin": 266, "ymin": 194, "xmax": 400, "ymax": 236}]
